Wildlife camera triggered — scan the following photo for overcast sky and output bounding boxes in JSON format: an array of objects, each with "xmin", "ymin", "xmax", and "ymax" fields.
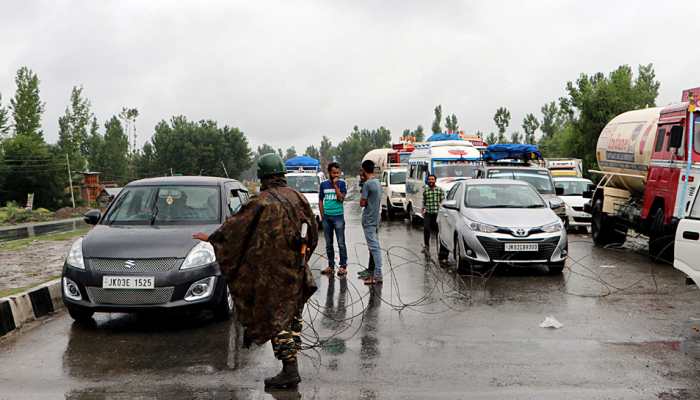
[{"xmin": 1, "ymin": 1, "xmax": 699, "ymax": 153}]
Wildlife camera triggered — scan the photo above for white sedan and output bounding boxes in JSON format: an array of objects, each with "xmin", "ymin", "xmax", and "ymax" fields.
[
  {"xmin": 437, "ymin": 179, "xmax": 568, "ymax": 274},
  {"xmin": 553, "ymin": 177, "xmax": 594, "ymax": 231}
]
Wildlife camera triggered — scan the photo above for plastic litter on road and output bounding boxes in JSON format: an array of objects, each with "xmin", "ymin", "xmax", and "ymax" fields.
[{"xmin": 539, "ymin": 316, "xmax": 563, "ymax": 329}]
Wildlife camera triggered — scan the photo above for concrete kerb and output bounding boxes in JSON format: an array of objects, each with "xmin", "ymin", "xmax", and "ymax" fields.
[{"xmin": 0, "ymin": 279, "xmax": 63, "ymax": 337}]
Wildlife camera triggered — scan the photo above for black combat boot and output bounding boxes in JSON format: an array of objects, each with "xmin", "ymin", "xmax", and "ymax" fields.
[{"xmin": 264, "ymin": 359, "xmax": 301, "ymax": 389}]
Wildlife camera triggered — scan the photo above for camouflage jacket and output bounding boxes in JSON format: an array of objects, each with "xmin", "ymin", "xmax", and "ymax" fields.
[{"xmin": 208, "ymin": 176, "xmax": 318, "ymax": 346}]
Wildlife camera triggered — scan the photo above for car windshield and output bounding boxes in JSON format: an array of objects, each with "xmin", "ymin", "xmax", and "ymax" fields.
[
  {"xmin": 488, "ymin": 169, "xmax": 555, "ymax": 194},
  {"xmin": 433, "ymin": 164, "xmax": 478, "ymax": 179},
  {"xmin": 104, "ymin": 185, "xmax": 220, "ymax": 225},
  {"xmin": 287, "ymin": 175, "xmax": 320, "ymax": 193},
  {"xmin": 554, "ymin": 179, "xmax": 592, "ymax": 196},
  {"xmin": 464, "ymin": 184, "xmax": 545, "ymax": 208},
  {"xmin": 390, "ymin": 171, "xmax": 406, "ymax": 185}
]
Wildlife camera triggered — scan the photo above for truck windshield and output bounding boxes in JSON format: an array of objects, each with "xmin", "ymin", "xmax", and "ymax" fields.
[
  {"xmin": 433, "ymin": 164, "xmax": 478, "ymax": 179},
  {"xmin": 287, "ymin": 175, "xmax": 320, "ymax": 193},
  {"xmin": 554, "ymin": 179, "xmax": 592, "ymax": 196},
  {"xmin": 104, "ymin": 186, "xmax": 220, "ymax": 225},
  {"xmin": 489, "ymin": 169, "xmax": 555, "ymax": 194},
  {"xmin": 390, "ymin": 171, "xmax": 406, "ymax": 185},
  {"xmin": 464, "ymin": 184, "xmax": 545, "ymax": 208}
]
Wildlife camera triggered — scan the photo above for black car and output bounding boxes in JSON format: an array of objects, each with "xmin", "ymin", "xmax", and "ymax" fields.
[{"xmin": 62, "ymin": 176, "xmax": 250, "ymax": 322}]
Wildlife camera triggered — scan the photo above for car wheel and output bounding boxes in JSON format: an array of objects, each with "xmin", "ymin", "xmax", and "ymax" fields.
[
  {"xmin": 213, "ymin": 283, "xmax": 234, "ymax": 321},
  {"xmin": 387, "ymin": 199, "xmax": 395, "ymax": 220},
  {"xmin": 547, "ymin": 261, "xmax": 565, "ymax": 275},
  {"xmin": 67, "ymin": 304, "xmax": 94, "ymax": 322},
  {"xmin": 454, "ymin": 235, "xmax": 468, "ymax": 272}
]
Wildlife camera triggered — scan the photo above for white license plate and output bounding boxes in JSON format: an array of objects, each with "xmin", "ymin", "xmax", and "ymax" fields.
[
  {"xmin": 103, "ymin": 276, "xmax": 155, "ymax": 289},
  {"xmin": 504, "ymin": 243, "xmax": 538, "ymax": 252}
]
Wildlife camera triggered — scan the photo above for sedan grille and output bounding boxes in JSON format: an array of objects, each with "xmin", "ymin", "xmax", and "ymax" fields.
[
  {"xmin": 87, "ymin": 258, "xmax": 183, "ymax": 273},
  {"xmin": 477, "ymin": 236, "xmax": 560, "ymax": 262},
  {"xmin": 86, "ymin": 287, "xmax": 175, "ymax": 305}
]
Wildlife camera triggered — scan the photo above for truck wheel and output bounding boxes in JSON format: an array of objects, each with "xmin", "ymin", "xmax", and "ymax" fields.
[
  {"xmin": 649, "ymin": 208, "xmax": 674, "ymax": 263},
  {"xmin": 591, "ymin": 199, "xmax": 626, "ymax": 247},
  {"xmin": 67, "ymin": 304, "xmax": 94, "ymax": 322}
]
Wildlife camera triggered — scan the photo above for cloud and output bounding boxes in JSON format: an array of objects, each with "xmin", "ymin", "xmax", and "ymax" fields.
[{"xmin": 0, "ymin": 0, "xmax": 698, "ymax": 152}]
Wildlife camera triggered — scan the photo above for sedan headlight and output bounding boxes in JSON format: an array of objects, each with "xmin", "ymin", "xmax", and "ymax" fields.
[
  {"xmin": 66, "ymin": 238, "xmax": 85, "ymax": 270},
  {"xmin": 541, "ymin": 221, "xmax": 563, "ymax": 233},
  {"xmin": 468, "ymin": 221, "xmax": 499, "ymax": 233},
  {"xmin": 181, "ymin": 241, "xmax": 216, "ymax": 270}
]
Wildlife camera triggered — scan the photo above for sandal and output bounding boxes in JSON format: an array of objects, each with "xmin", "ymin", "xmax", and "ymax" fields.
[
  {"xmin": 321, "ymin": 266, "xmax": 334, "ymax": 275},
  {"xmin": 337, "ymin": 266, "xmax": 348, "ymax": 276}
]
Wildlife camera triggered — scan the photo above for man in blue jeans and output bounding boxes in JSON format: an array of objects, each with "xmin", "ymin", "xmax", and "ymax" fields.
[
  {"xmin": 360, "ymin": 159, "xmax": 382, "ymax": 285},
  {"xmin": 320, "ymin": 162, "xmax": 348, "ymax": 277}
]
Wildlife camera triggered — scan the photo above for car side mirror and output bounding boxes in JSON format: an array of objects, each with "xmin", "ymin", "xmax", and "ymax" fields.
[
  {"xmin": 548, "ymin": 199, "xmax": 564, "ymax": 210},
  {"xmin": 582, "ymin": 183, "xmax": 596, "ymax": 199},
  {"xmin": 83, "ymin": 209, "xmax": 101, "ymax": 225},
  {"xmin": 555, "ymin": 187, "xmax": 564, "ymax": 196},
  {"xmin": 669, "ymin": 125, "xmax": 684, "ymax": 149},
  {"xmin": 442, "ymin": 199, "xmax": 458, "ymax": 210}
]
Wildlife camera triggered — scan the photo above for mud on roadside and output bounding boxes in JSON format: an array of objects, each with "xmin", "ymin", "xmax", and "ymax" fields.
[{"xmin": 0, "ymin": 239, "xmax": 73, "ymax": 293}]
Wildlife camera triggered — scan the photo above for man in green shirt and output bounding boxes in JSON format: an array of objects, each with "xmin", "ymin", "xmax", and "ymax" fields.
[{"xmin": 422, "ymin": 174, "xmax": 444, "ymax": 252}]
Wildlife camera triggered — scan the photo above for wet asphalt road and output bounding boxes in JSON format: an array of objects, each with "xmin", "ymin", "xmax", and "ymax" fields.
[{"xmin": 1, "ymin": 200, "xmax": 700, "ymax": 399}]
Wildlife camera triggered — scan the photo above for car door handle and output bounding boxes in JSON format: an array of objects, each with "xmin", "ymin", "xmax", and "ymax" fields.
[{"xmin": 683, "ymin": 231, "xmax": 700, "ymax": 240}]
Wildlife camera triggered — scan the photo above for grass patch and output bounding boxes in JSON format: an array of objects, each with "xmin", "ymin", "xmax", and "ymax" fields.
[
  {"xmin": 0, "ymin": 228, "xmax": 90, "ymax": 252},
  {"xmin": 0, "ymin": 275, "xmax": 61, "ymax": 298}
]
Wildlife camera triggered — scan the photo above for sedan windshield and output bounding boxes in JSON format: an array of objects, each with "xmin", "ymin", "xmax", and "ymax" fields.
[
  {"xmin": 464, "ymin": 184, "xmax": 545, "ymax": 208},
  {"xmin": 390, "ymin": 171, "xmax": 406, "ymax": 185},
  {"xmin": 104, "ymin": 185, "xmax": 220, "ymax": 225},
  {"xmin": 488, "ymin": 169, "xmax": 555, "ymax": 194},
  {"xmin": 554, "ymin": 179, "xmax": 592, "ymax": 196},
  {"xmin": 287, "ymin": 175, "xmax": 320, "ymax": 193}
]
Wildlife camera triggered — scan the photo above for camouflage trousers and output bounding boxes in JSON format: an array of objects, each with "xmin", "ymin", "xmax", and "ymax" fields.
[{"xmin": 271, "ymin": 309, "xmax": 303, "ymax": 362}]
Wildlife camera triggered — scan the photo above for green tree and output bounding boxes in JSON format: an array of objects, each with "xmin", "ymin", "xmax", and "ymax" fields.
[
  {"xmin": 0, "ymin": 93, "xmax": 10, "ymax": 141},
  {"xmin": 319, "ymin": 135, "xmax": 335, "ymax": 168},
  {"xmin": 510, "ymin": 131, "xmax": 522, "ymax": 144},
  {"xmin": 431, "ymin": 105, "xmax": 442, "ymax": 133},
  {"xmin": 305, "ymin": 145, "xmax": 320, "ymax": 160},
  {"xmin": 486, "ymin": 132, "xmax": 497, "ymax": 144},
  {"xmin": 57, "ymin": 86, "xmax": 93, "ymax": 171},
  {"xmin": 540, "ymin": 101, "xmax": 567, "ymax": 139},
  {"xmin": 335, "ymin": 125, "xmax": 391, "ymax": 171},
  {"xmin": 414, "ymin": 125, "xmax": 425, "ymax": 142},
  {"xmin": 134, "ymin": 142, "xmax": 156, "ymax": 179},
  {"xmin": 445, "ymin": 114, "xmax": 459, "ymax": 133},
  {"xmin": 149, "ymin": 116, "xmax": 252, "ymax": 179},
  {"xmin": 85, "ymin": 117, "xmax": 103, "ymax": 171},
  {"xmin": 284, "ymin": 146, "xmax": 297, "ymax": 161},
  {"xmin": 522, "ymin": 113, "xmax": 540, "ymax": 144},
  {"xmin": 560, "ymin": 63, "xmax": 660, "ymax": 170},
  {"xmin": 100, "ymin": 117, "xmax": 130, "ymax": 183},
  {"xmin": 10, "ymin": 66, "xmax": 44, "ymax": 139},
  {"xmin": 493, "ymin": 107, "xmax": 511, "ymax": 144}
]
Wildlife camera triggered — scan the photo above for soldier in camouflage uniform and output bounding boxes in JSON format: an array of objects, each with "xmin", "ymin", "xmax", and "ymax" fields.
[{"xmin": 192, "ymin": 153, "xmax": 318, "ymax": 389}]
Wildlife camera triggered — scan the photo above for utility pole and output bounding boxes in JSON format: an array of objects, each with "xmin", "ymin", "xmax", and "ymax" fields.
[
  {"xmin": 66, "ymin": 154, "xmax": 76, "ymax": 209},
  {"xmin": 220, "ymin": 161, "xmax": 229, "ymax": 178}
]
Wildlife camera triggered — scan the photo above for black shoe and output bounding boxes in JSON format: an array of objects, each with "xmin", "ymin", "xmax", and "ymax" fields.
[{"xmin": 264, "ymin": 360, "xmax": 301, "ymax": 389}]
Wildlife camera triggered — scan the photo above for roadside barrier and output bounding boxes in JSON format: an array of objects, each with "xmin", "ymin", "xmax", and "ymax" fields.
[{"xmin": 0, "ymin": 279, "xmax": 62, "ymax": 337}]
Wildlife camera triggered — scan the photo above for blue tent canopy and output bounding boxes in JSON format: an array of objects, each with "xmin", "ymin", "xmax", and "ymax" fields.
[
  {"xmin": 483, "ymin": 144, "xmax": 542, "ymax": 161},
  {"xmin": 285, "ymin": 155, "xmax": 320, "ymax": 169},
  {"xmin": 426, "ymin": 133, "xmax": 464, "ymax": 142}
]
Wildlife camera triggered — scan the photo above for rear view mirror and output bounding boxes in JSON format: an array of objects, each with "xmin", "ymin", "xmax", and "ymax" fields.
[
  {"xmin": 548, "ymin": 199, "xmax": 564, "ymax": 210},
  {"xmin": 555, "ymin": 187, "xmax": 564, "ymax": 196},
  {"xmin": 442, "ymin": 199, "xmax": 458, "ymax": 210},
  {"xmin": 83, "ymin": 209, "xmax": 101, "ymax": 225},
  {"xmin": 669, "ymin": 125, "xmax": 684, "ymax": 149},
  {"xmin": 582, "ymin": 183, "xmax": 596, "ymax": 199}
]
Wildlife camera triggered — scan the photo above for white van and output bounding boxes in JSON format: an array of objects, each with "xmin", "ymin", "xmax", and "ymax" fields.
[
  {"xmin": 286, "ymin": 171, "xmax": 322, "ymax": 223},
  {"xmin": 380, "ymin": 165, "xmax": 407, "ymax": 219},
  {"xmin": 405, "ymin": 140, "xmax": 481, "ymax": 222}
]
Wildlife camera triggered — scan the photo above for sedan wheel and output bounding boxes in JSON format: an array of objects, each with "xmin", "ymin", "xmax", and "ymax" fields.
[{"xmin": 213, "ymin": 284, "xmax": 234, "ymax": 321}]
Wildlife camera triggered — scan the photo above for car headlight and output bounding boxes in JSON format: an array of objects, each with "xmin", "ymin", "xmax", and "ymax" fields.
[
  {"xmin": 66, "ymin": 238, "xmax": 85, "ymax": 270},
  {"xmin": 541, "ymin": 221, "xmax": 563, "ymax": 233},
  {"xmin": 468, "ymin": 221, "xmax": 499, "ymax": 233},
  {"xmin": 181, "ymin": 241, "xmax": 216, "ymax": 270}
]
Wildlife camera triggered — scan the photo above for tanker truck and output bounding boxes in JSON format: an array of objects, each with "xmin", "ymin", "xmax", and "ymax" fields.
[{"xmin": 586, "ymin": 87, "xmax": 700, "ymax": 259}]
